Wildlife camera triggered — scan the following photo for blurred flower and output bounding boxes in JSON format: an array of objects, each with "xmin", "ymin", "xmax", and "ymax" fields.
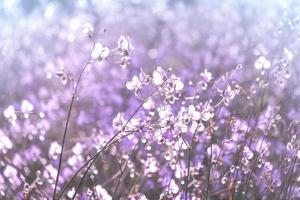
[
  {"xmin": 3, "ymin": 105, "xmax": 17, "ymax": 121},
  {"xmin": 254, "ymin": 56, "xmax": 271, "ymax": 70},
  {"xmin": 118, "ymin": 35, "xmax": 134, "ymax": 56},
  {"xmin": 0, "ymin": 129, "xmax": 13, "ymax": 150},
  {"xmin": 21, "ymin": 100, "xmax": 34, "ymax": 113},
  {"xmin": 126, "ymin": 76, "xmax": 142, "ymax": 91},
  {"xmin": 91, "ymin": 43, "xmax": 110, "ymax": 61},
  {"xmin": 152, "ymin": 67, "xmax": 166, "ymax": 85}
]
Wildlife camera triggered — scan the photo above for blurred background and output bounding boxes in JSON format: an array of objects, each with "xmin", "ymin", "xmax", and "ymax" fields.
[{"xmin": 1, "ymin": 0, "xmax": 300, "ymax": 199}]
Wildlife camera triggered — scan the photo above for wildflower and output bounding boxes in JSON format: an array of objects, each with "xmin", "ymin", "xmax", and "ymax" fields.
[
  {"xmin": 0, "ymin": 129, "xmax": 12, "ymax": 150},
  {"xmin": 243, "ymin": 146, "xmax": 254, "ymax": 160},
  {"xmin": 169, "ymin": 180, "xmax": 179, "ymax": 194},
  {"xmin": 152, "ymin": 67, "xmax": 166, "ymax": 85},
  {"xmin": 3, "ymin": 105, "xmax": 17, "ymax": 121},
  {"xmin": 200, "ymin": 102, "xmax": 214, "ymax": 121},
  {"xmin": 139, "ymin": 68, "xmax": 151, "ymax": 85},
  {"xmin": 283, "ymin": 48, "xmax": 293, "ymax": 62},
  {"xmin": 187, "ymin": 105, "xmax": 201, "ymax": 121},
  {"xmin": 264, "ymin": 161, "xmax": 273, "ymax": 173},
  {"xmin": 126, "ymin": 76, "xmax": 142, "ymax": 91},
  {"xmin": 254, "ymin": 56, "xmax": 271, "ymax": 70},
  {"xmin": 3, "ymin": 165, "xmax": 20, "ymax": 186},
  {"xmin": 144, "ymin": 156, "xmax": 158, "ymax": 174},
  {"xmin": 222, "ymin": 85, "xmax": 240, "ymax": 106},
  {"xmin": 49, "ymin": 142, "xmax": 61, "ymax": 156},
  {"xmin": 118, "ymin": 35, "xmax": 134, "ymax": 56},
  {"xmin": 120, "ymin": 56, "xmax": 132, "ymax": 69},
  {"xmin": 112, "ymin": 113, "xmax": 126, "ymax": 131},
  {"xmin": 198, "ymin": 69, "xmax": 213, "ymax": 90},
  {"xmin": 21, "ymin": 100, "xmax": 34, "ymax": 113},
  {"xmin": 56, "ymin": 69, "xmax": 69, "ymax": 85},
  {"xmin": 91, "ymin": 43, "xmax": 110, "ymax": 61},
  {"xmin": 143, "ymin": 99, "xmax": 155, "ymax": 110},
  {"xmin": 82, "ymin": 23, "xmax": 94, "ymax": 38}
]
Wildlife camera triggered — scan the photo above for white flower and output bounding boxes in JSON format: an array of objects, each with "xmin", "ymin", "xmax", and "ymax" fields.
[
  {"xmin": 0, "ymin": 129, "xmax": 12, "ymax": 149},
  {"xmin": 49, "ymin": 142, "xmax": 61, "ymax": 156},
  {"xmin": 171, "ymin": 76, "xmax": 184, "ymax": 91},
  {"xmin": 44, "ymin": 164, "xmax": 58, "ymax": 180},
  {"xmin": 21, "ymin": 100, "xmax": 34, "ymax": 113},
  {"xmin": 243, "ymin": 146, "xmax": 254, "ymax": 160},
  {"xmin": 199, "ymin": 69, "xmax": 213, "ymax": 90},
  {"xmin": 3, "ymin": 105, "xmax": 16, "ymax": 121},
  {"xmin": 297, "ymin": 150, "xmax": 300, "ymax": 159},
  {"xmin": 91, "ymin": 43, "xmax": 110, "ymax": 60},
  {"xmin": 3, "ymin": 165, "xmax": 17, "ymax": 179},
  {"xmin": 112, "ymin": 113, "xmax": 125, "ymax": 131},
  {"xmin": 143, "ymin": 99, "xmax": 155, "ymax": 110},
  {"xmin": 152, "ymin": 67, "xmax": 166, "ymax": 85},
  {"xmin": 284, "ymin": 48, "xmax": 293, "ymax": 61},
  {"xmin": 201, "ymin": 69, "xmax": 213, "ymax": 82},
  {"xmin": 120, "ymin": 56, "xmax": 132, "ymax": 69},
  {"xmin": 139, "ymin": 69, "xmax": 151, "ymax": 85},
  {"xmin": 118, "ymin": 35, "xmax": 134, "ymax": 54},
  {"xmin": 67, "ymin": 188, "xmax": 75, "ymax": 198},
  {"xmin": 72, "ymin": 143, "xmax": 83, "ymax": 155},
  {"xmin": 169, "ymin": 180, "xmax": 179, "ymax": 194},
  {"xmin": 95, "ymin": 185, "xmax": 112, "ymax": 200},
  {"xmin": 264, "ymin": 161, "xmax": 273, "ymax": 172},
  {"xmin": 126, "ymin": 76, "xmax": 142, "ymax": 90},
  {"xmin": 201, "ymin": 103, "xmax": 214, "ymax": 121},
  {"xmin": 82, "ymin": 23, "xmax": 94, "ymax": 36},
  {"xmin": 158, "ymin": 105, "xmax": 173, "ymax": 120},
  {"xmin": 254, "ymin": 56, "xmax": 271, "ymax": 70},
  {"xmin": 188, "ymin": 105, "xmax": 201, "ymax": 121},
  {"xmin": 145, "ymin": 157, "xmax": 158, "ymax": 174}
]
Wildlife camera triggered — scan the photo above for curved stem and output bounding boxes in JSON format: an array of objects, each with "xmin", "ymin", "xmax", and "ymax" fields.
[
  {"xmin": 53, "ymin": 41, "xmax": 95, "ymax": 200},
  {"xmin": 185, "ymin": 122, "xmax": 201, "ymax": 200},
  {"xmin": 55, "ymin": 130, "xmax": 137, "ymax": 200},
  {"xmin": 112, "ymin": 140, "xmax": 141, "ymax": 200}
]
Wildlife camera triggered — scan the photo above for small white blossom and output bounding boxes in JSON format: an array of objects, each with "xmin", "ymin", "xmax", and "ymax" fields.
[
  {"xmin": 143, "ymin": 99, "xmax": 155, "ymax": 110},
  {"xmin": 152, "ymin": 67, "xmax": 166, "ymax": 85},
  {"xmin": 3, "ymin": 105, "xmax": 17, "ymax": 121},
  {"xmin": 118, "ymin": 35, "xmax": 134, "ymax": 55},
  {"xmin": 201, "ymin": 69, "xmax": 213, "ymax": 82},
  {"xmin": 67, "ymin": 188, "xmax": 75, "ymax": 198},
  {"xmin": 82, "ymin": 23, "xmax": 94, "ymax": 37},
  {"xmin": 188, "ymin": 105, "xmax": 201, "ymax": 121},
  {"xmin": 91, "ymin": 43, "xmax": 110, "ymax": 60},
  {"xmin": 72, "ymin": 143, "xmax": 83, "ymax": 155},
  {"xmin": 283, "ymin": 48, "xmax": 293, "ymax": 61},
  {"xmin": 199, "ymin": 69, "xmax": 213, "ymax": 90},
  {"xmin": 169, "ymin": 180, "xmax": 179, "ymax": 194},
  {"xmin": 297, "ymin": 150, "xmax": 300, "ymax": 159},
  {"xmin": 173, "ymin": 76, "xmax": 184, "ymax": 91},
  {"xmin": 120, "ymin": 56, "xmax": 132, "ymax": 69},
  {"xmin": 264, "ymin": 161, "xmax": 273, "ymax": 173},
  {"xmin": 95, "ymin": 185, "xmax": 112, "ymax": 200},
  {"xmin": 21, "ymin": 100, "xmax": 34, "ymax": 113},
  {"xmin": 49, "ymin": 142, "xmax": 61, "ymax": 156},
  {"xmin": 243, "ymin": 146, "xmax": 254, "ymax": 160},
  {"xmin": 0, "ymin": 129, "xmax": 12, "ymax": 149},
  {"xmin": 254, "ymin": 56, "xmax": 271, "ymax": 70},
  {"xmin": 112, "ymin": 113, "xmax": 125, "ymax": 131},
  {"xmin": 126, "ymin": 76, "xmax": 142, "ymax": 91}
]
